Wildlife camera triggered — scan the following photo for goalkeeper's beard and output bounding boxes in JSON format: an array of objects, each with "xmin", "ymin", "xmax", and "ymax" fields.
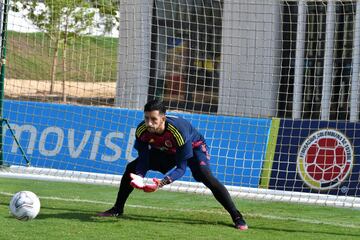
[
  {"xmin": 147, "ymin": 125, "xmax": 165, "ymax": 134},
  {"xmin": 147, "ymin": 127, "xmax": 156, "ymax": 133}
]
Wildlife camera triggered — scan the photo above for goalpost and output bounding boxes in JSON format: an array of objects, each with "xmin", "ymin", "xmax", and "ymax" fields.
[{"xmin": 1, "ymin": 0, "xmax": 360, "ymax": 208}]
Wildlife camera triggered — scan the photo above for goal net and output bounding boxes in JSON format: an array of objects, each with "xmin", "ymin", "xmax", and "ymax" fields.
[{"xmin": 1, "ymin": 0, "xmax": 360, "ymax": 208}]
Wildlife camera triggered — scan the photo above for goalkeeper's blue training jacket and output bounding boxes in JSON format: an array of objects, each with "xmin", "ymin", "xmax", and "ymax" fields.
[{"xmin": 134, "ymin": 115, "xmax": 205, "ymax": 182}]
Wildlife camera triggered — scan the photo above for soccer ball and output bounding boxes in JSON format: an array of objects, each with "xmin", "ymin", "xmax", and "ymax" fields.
[{"xmin": 9, "ymin": 191, "xmax": 41, "ymax": 221}]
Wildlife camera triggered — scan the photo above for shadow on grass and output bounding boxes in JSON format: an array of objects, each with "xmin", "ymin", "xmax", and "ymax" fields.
[
  {"xmin": 119, "ymin": 213, "xmax": 232, "ymax": 228},
  {"xmin": 1, "ymin": 200, "xmax": 232, "ymax": 228},
  {"xmin": 35, "ymin": 210, "xmax": 231, "ymax": 229}
]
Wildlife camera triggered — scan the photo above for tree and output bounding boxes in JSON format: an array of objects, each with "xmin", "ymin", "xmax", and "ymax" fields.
[
  {"xmin": 12, "ymin": 0, "xmax": 118, "ymax": 101},
  {"xmin": 88, "ymin": 0, "xmax": 119, "ymax": 33}
]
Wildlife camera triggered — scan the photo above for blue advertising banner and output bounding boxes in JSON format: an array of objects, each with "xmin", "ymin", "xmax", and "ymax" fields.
[
  {"xmin": 2, "ymin": 100, "xmax": 271, "ymax": 188},
  {"xmin": 269, "ymin": 119, "xmax": 360, "ymax": 196}
]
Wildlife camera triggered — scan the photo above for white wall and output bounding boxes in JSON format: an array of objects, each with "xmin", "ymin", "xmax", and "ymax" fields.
[
  {"xmin": 114, "ymin": 0, "xmax": 153, "ymax": 109},
  {"xmin": 218, "ymin": 0, "xmax": 281, "ymax": 117}
]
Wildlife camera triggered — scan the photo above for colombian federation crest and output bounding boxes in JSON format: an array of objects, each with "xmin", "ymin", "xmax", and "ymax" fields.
[{"xmin": 297, "ymin": 129, "xmax": 353, "ymax": 190}]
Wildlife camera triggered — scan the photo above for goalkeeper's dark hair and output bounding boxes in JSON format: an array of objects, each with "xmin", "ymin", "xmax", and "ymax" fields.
[{"xmin": 144, "ymin": 99, "xmax": 166, "ymax": 115}]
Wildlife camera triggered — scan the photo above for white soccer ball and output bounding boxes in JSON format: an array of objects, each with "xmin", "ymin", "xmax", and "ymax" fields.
[{"xmin": 9, "ymin": 191, "xmax": 41, "ymax": 221}]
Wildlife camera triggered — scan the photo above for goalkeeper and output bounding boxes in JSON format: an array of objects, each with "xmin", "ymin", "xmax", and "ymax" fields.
[{"xmin": 97, "ymin": 99, "xmax": 248, "ymax": 230}]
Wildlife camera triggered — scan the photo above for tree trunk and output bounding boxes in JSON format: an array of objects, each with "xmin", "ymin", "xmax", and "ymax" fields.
[
  {"xmin": 62, "ymin": 17, "xmax": 70, "ymax": 103},
  {"xmin": 62, "ymin": 38, "xmax": 68, "ymax": 102},
  {"xmin": 50, "ymin": 39, "xmax": 60, "ymax": 94}
]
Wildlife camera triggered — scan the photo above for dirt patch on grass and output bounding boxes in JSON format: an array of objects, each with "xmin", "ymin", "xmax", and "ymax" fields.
[{"xmin": 4, "ymin": 79, "xmax": 116, "ymax": 106}]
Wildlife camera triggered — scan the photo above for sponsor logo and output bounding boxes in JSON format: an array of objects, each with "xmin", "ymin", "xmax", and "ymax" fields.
[
  {"xmin": 3, "ymin": 123, "xmax": 138, "ymax": 162},
  {"xmin": 165, "ymin": 140, "xmax": 172, "ymax": 148},
  {"xmin": 297, "ymin": 129, "xmax": 353, "ymax": 190},
  {"xmin": 159, "ymin": 147, "xmax": 168, "ymax": 152}
]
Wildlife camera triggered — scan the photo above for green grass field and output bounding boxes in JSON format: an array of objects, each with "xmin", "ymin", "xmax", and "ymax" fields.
[
  {"xmin": 7, "ymin": 31, "xmax": 118, "ymax": 82},
  {"xmin": 1, "ymin": 177, "xmax": 360, "ymax": 240}
]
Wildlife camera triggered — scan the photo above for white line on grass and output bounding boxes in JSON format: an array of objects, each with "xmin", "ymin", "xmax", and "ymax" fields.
[{"xmin": 1, "ymin": 191, "xmax": 359, "ymax": 229}]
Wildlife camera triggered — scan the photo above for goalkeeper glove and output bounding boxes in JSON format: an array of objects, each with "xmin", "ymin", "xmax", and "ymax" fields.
[
  {"xmin": 143, "ymin": 176, "xmax": 172, "ymax": 193},
  {"xmin": 129, "ymin": 173, "xmax": 145, "ymax": 189},
  {"xmin": 143, "ymin": 178, "xmax": 160, "ymax": 192}
]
